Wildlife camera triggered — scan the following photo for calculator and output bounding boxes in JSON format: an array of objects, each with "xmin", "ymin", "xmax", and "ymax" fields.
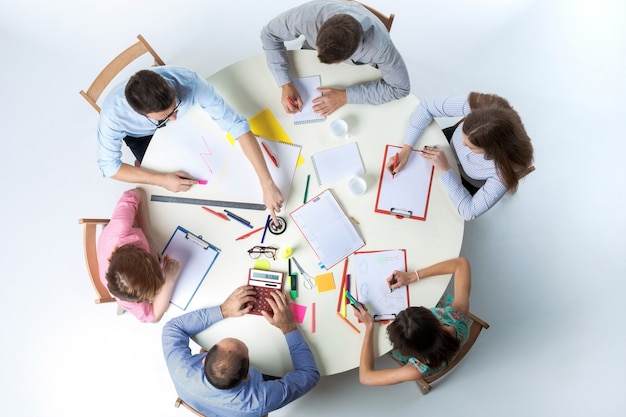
[{"xmin": 247, "ymin": 269, "xmax": 285, "ymax": 315}]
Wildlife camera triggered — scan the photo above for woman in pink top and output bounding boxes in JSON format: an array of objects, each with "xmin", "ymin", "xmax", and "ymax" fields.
[{"xmin": 97, "ymin": 188, "xmax": 181, "ymax": 323}]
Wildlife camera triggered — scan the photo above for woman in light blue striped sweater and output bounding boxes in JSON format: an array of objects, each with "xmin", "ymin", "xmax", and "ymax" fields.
[{"xmin": 388, "ymin": 93, "xmax": 534, "ymax": 220}]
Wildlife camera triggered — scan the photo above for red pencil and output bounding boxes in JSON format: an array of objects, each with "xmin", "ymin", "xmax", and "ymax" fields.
[
  {"xmin": 202, "ymin": 206, "xmax": 229, "ymax": 221},
  {"xmin": 311, "ymin": 302, "xmax": 316, "ymax": 333},
  {"xmin": 235, "ymin": 227, "xmax": 265, "ymax": 241},
  {"xmin": 261, "ymin": 142, "xmax": 279, "ymax": 167}
]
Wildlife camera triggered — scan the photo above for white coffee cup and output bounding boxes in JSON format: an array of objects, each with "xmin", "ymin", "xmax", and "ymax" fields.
[
  {"xmin": 329, "ymin": 119, "xmax": 349, "ymax": 139},
  {"xmin": 348, "ymin": 176, "xmax": 367, "ymax": 196}
]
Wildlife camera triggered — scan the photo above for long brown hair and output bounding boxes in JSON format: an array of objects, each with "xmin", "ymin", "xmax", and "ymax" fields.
[
  {"xmin": 463, "ymin": 92, "xmax": 534, "ymax": 193},
  {"xmin": 105, "ymin": 244, "xmax": 164, "ymax": 302},
  {"xmin": 387, "ymin": 307, "xmax": 460, "ymax": 369}
]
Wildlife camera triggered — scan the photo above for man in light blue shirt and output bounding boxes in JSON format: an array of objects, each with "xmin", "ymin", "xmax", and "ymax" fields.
[
  {"xmin": 162, "ymin": 286, "xmax": 320, "ymax": 417},
  {"xmin": 97, "ymin": 66, "xmax": 283, "ymax": 221},
  {"xmin": 261, "ymin": 0, "xmax": 410, "ymax": 116}
]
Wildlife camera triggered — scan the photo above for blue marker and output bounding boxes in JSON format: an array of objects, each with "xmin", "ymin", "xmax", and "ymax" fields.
[
  {"xmin": 345, "ymin": 290, "xmax": 363, "ymax": 309},
  {"xmin": 225, "ymin": 211, "xmax": 253, "ymax": 228}
]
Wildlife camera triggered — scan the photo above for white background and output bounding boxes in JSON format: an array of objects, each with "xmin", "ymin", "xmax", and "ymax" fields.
[{"xmin": 0, "ymin": 0, "xmax": 624, "ymax": 416}]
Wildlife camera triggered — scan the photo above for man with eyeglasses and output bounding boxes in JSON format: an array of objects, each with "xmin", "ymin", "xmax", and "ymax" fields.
[{"xmin": 96, "ymin": 66, "xmax": 283, "ymax": 221}]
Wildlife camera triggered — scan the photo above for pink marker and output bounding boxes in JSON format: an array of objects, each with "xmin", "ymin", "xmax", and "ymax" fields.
[{"xmin": 197, "ymin": 180, "xmax": 208, "ymax": 185}]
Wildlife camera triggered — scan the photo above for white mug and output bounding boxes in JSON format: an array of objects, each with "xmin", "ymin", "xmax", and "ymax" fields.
[
  {"xmin": 329, "ymin": 119, "xmax": 349, "ymax": 139},
  {"xmin": 348, "ymin": 176, "xmax": 367, "ymax": 196}
]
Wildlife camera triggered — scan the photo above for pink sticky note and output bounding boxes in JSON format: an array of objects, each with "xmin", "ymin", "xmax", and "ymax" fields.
[{"xmin": 290, "ymin": 303, "xmax": 307, "ymax": 324}]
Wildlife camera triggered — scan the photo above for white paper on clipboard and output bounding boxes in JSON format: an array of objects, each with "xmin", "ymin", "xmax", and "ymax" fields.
[{"xmin": 162, "ymin": 226, "xmax": 220, "ymax": 310}]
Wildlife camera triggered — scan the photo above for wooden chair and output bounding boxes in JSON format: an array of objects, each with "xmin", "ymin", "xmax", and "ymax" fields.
[
  {"xmin": 389, "ymin": 312, "xmax": 489, "ymax": 394},
  {"xmin": 78, "ymin": 218, "xmax": 115, "ymax": 304},
  {"xmin": 175, "ymin": 397, "xmax": 268, "ymax": 417},
  {"xmin": 352, "ymin": 1, "xmax": 395, "ymax": 32},
  {"xmin": 521, "ymin": 165, "xmax": 536, "ymax": 179},
  {"xmin": 79, "ymin": 34, "xmax": 165, "ymax": 113}
]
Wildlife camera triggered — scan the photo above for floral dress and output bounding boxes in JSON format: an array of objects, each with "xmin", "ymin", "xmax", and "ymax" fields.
[{"xmin": 390, "ymin": 294, "xmax": 470, "ymax": 378}]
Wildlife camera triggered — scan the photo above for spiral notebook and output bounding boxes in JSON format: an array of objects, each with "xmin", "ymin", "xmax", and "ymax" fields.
[
  {"xmin": 311, "ymin": 142, "xmax": 365, "ymax": 186},
  {"xmin": 293, "ymin": 75, "xmax": 325, "ymax": 125},
  {"xmin": 290, "ymin": 189, "xmax": 365, "ymax": 269}
]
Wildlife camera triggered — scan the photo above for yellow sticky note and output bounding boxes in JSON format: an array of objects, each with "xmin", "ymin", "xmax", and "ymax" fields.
[{"xmin": 315, "ymin": 272, "xmax": 336, "ymax": 293}]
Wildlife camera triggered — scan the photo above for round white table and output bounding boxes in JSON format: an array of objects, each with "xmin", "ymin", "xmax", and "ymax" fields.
[{"xmin": 142, "ymin": 50, "xmax": 464, "ymax": 376}]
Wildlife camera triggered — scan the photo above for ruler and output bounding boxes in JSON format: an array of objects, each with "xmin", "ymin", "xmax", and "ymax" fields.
[{"xmin": 151, "ymin": 195, "xmax": 266, "ymax": 211}]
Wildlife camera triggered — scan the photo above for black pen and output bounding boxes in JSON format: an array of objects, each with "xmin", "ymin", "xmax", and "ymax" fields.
[{"xmin": 223, "ymin": 209, "xmax": 251, "ymax": 225}]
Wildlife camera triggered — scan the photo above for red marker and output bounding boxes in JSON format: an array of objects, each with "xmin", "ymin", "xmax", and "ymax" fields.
[
  {"xmin": 261, "ymin": 141, "xmax": 279, "ymax": 168},
  {"xmin": 392, "ymin": 153, "xmax": 399, "ymax": 179}
]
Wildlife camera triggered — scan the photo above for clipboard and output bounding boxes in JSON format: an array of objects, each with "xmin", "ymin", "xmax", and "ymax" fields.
[
  {"xmin": 353, "ymin": 249, "xmax": 409, "ymax": 322},
  {"xmin": 375, "ymin": 144, "xmax": 434, "ymax": 221},
  {"xmin": 290, "ymin": 189, "xmax": 365, "ymax": 269},
  {"xmin": 162, "ymin": 226, "xmax": 221, "ymax": 310}
]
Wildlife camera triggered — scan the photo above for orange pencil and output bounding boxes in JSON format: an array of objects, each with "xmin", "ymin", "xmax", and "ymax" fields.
[
  {"xmin": 202, "ymin": 206, "xmax": 230, "ymax": 221},
  {"xmin": 336, "ymin": 311, "xmax": 360, "ymax": 334}
]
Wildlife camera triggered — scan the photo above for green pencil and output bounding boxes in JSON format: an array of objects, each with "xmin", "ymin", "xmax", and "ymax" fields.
[{"xmin": 303, "ymin": 174, "xmax": 311, "ymax": 203}]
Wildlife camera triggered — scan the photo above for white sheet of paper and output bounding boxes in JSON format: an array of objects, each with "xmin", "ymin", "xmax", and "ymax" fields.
[{"xmin": 353, "ymin": 249, "xmax": 408, "ymax": 320}]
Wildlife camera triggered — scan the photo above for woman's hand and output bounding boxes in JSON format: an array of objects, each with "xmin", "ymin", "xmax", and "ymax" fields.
[
  {"xmin": 419, "ymin": 146, "xmax": 451, "ymax": 172},
  {"xmin": 353, "ymin": 304, "xmax": 374, "ymax": 330},
  {"xmin": 387, "ymin": 270, "xmax": 418, "ymax": 291},
  {"xmin": 385, "ymin": 145, "xmax": 413, "ymax": 175}
]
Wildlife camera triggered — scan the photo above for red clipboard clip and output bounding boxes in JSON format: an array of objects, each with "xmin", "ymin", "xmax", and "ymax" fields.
[{"xmin": 390, "ymin": 208, "xmax": 412, "ymax": 220}]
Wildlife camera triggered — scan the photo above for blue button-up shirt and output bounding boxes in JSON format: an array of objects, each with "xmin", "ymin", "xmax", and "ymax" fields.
[
  {"xmin": 162, "ymin": 306, "xmax": 320, "ymax": 417},
  {"xmin": 97, "ymin": 66, "xmax": 250, "ymax": 177}
]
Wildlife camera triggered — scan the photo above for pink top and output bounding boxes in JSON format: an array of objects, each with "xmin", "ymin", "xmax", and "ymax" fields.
[{"xmin": 97, "ymin": 190, "xmax": 156, "ymax": 323}]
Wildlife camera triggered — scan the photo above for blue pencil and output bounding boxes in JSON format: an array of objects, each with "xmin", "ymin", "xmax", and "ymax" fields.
[{"xmin": 225, "ymin": 212, "xmax": 253, "ymax": 228}]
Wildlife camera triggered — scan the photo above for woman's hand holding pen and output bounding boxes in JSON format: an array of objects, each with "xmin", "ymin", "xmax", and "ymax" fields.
[
  {"xmin": 419, "ymin": 146, "xmax": 451, "ymax": 172},
  {"xmin": 162, "ymin": 254, "xmax": 181, "ymax": 283},
  {"xmin": 281, "ymin": 83, "xmax": 302, "ymax": 114},
  {"xmin": 387, "ymin": 270, "xmax": 417, "ymax": 291},
  {"xmin": 352, "ymin": 304, "xmax": 374, "ymax": 330},
  {"xmin": 385, "ymin": 144, "xmax": 412, "ymax": 175}
]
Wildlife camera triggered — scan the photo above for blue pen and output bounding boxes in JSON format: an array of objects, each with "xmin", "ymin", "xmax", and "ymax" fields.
[
  {"xmin": 260, "ymin": 214, "xmax": 271, "ymax": 243},
  {"xmin": 225, "ymin": 212, "xmax": 253, "ymax": 228}
]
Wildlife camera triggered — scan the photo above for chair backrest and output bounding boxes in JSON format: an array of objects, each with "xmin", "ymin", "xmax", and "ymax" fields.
[
  {"xmin": 175, "ymin": 398, "xmax": 268, "ymax": 417},
  {"xmin": 79, "ymin": 34, "xmax": 165, "ymax": 113},
  {"xmin": 78, "ymin": 218, "xmax": 115, "ymax": 304},
  {"xmin": 521, "ymin": 165, "xmax": 536, "ymax": 179},
  {"xmin": 352, "ymin": 1, "xmax": 395, "ymax": 32},
  {"xmin": 389, "ymin": 312, "xmax": 489, "ymax": 394}
]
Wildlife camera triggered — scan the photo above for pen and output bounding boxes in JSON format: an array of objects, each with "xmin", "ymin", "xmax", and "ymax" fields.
[
  {"xmin": 311, "ymin": 302, "xmax": 316, "ymax": 333},
  {"xmin": 235, "ymin": 226, "xmax": 265, "ymax": 240},
  {"xmin": 202, "ymin": 206, "xmax": 230, "ymax": 221},
  {"xmin": 225, "ymin": 212, "xmax": 253, "ymax": 228},
  {"xmin": 389, "ymin": 274, "xmax": 398, "ymax": 293},
  {"xmin": 303, "ymin": 174, "xmax": 311, "ymax": 203},
  {"xmin": 261, "ymin": 141, "xmax": 279, "ymax": 168},
  {"xmin": 287, "ymin": 96, "xmax": 300, "ymax": 111},
  {"xmin": 224, "ymin": 209, "xmax": 251, "ymax": 224},
  {"xmin": 260, "ymin": 214, "xmax": 271, "ymax": 244},
  {"xmin": 392, "ymin": 153, "xmax": 399, "ymax": 178}
]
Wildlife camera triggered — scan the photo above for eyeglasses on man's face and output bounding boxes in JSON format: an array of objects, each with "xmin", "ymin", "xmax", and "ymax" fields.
[
  {"xmin": 247, "ymin": 246, "xmax": 278, "ymax": 260},
  {"xmin": 146, "ymin": 96, "xmax": 181, "ymax": 128}
]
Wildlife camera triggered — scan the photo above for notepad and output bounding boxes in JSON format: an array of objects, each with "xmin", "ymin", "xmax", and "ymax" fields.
[
  {"xmin": 353, "ymin": 249, "xmax": 409, "ymax": 321},
  {"xmin": 162, "ymin": 226, "xmax": 221, "ymax": 310},
  {"xmin": 293, "ymin": 75, "xmax": 325, "ymax": 125},
  {"xmin": 375, "ymin": 144, "xmax": 434, "ymax": 221},
  {"xmin": 290, "ymin": 189, "xmax": 365, "ymax": 269},
  {"xmin": 311, "ymin": 142, "xmax": 365, "ymax": 186}
]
